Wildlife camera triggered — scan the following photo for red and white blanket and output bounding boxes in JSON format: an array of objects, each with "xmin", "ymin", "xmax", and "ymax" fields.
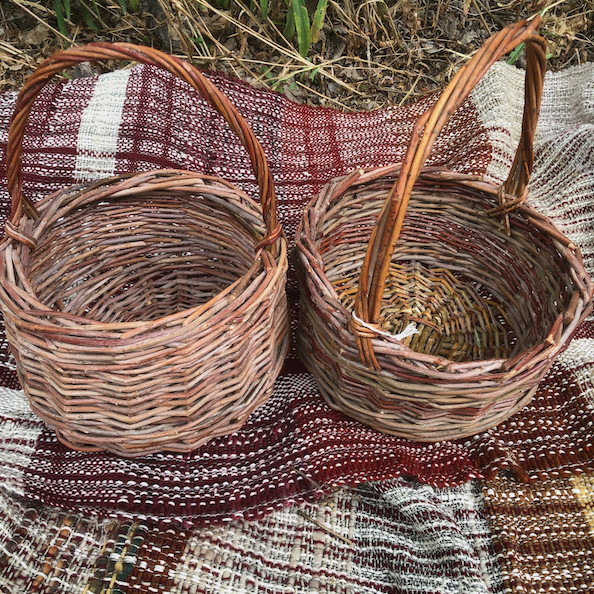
[{"xmin": 0, "ymin": 60, "xmax": 593, "ymax": 593}]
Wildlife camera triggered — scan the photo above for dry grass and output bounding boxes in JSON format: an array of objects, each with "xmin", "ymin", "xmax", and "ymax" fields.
[{"xmin": 0, "ymin": 0, "xmax": 592, "ymax": 109}]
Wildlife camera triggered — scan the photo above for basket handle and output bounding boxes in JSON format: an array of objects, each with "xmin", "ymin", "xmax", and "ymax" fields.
[
  {"xmin": 5, "ymin": 43, "xmax": 281, "ymax": 253},
  {"xmin": 353, "ymin": 18, "xmax": 547, "ymax": 369}
]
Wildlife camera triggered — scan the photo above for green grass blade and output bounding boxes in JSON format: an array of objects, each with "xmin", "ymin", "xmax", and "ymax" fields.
[
  {"xmin": 311, "ymin": 0, "xmax": 327, "ymax": 43},
  {"xmin": 507, "ymin": 43, "xmax": 524, "ymax": 65},
  {"xmin": 81, "ymin": 3, "xmax": 99, "ymax": 30},
  {"xmin": 260, "ymin": 0, "xmax": 268, "ymax": 20},
  {"xmin": 292, "ymin": 0, "xmax": 311, "ymax": 58},
  {"xmin": 284, "ymin": 5, "xmax": 296, "ymax": 40},
  {"xmin": 54, "ymin": 0, "xmax": 68, "ymax": 37},
  {"xmin": 509, "ymin": 8, "xmax": 548, "ymax": 64}
]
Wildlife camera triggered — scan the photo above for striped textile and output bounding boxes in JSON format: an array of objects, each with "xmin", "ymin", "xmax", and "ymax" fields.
[
  {"xmin": 0, "ymin": 477, "xmax": 503, "ymax": 593},
  {"xmin": 0, "ymin": 57, "xmax": 593, "ymax": 592},
  {"xmin": 4, "ymin": 474, "xmax": 594, "ymax": 593}
]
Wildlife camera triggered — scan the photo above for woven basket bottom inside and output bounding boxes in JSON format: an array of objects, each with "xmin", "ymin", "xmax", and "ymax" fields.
[{"xmin": 339, "ymin": 261, "xmax": 517, "ymax": 362}]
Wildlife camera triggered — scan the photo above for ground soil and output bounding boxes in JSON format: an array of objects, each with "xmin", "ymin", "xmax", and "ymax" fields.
[{"xmin": 0, "ymin": 1, "xmax": 592, "ymax": 110}]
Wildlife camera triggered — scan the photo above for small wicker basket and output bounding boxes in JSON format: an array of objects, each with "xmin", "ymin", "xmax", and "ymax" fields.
[
  {"xmin": 0, "ymin": 44, "xmax": 289, "ymax": 456},
  {"xmin": 295, "ymin": 19, "xmax": 594, "ymax": 442}
]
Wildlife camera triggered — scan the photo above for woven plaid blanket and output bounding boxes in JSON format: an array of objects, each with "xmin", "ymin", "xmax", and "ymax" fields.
[{"xmin": 0, "ymin": 60, "xmax": 593, "ymax": 592}]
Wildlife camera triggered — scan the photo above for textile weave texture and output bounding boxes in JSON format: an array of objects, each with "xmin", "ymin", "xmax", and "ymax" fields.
[{"xmin": 0, "ymin": 60, "xmax": 593, "ymax": 593}]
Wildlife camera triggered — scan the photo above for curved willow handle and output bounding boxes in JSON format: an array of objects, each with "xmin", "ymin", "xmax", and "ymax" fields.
[
  {"xmin": 354, "ymin": 18, "xmax": 547, "ymax": 369},
  {"xmin": 6, "ymin": 43, "xmax": 281, "ymax": 252}
]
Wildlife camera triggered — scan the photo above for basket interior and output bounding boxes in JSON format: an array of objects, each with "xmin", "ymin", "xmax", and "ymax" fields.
[
  {"xmin": 29, "ymin": 192, "xmax": 260, "ymax": 324},
  {"xmin": 319, "ymin": 184, "xmax": 574, "ymax": 362}
]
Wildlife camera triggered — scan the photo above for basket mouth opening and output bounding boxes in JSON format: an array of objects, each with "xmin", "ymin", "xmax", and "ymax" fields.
[
  {"xmin": 57, "ymin": 264, "xmax": 253, "ymax": 324},
  {"xmin": 320, "ymin": 186, "xmax": 576, "ymax": 364},
  {"xmin": 27, "ymin": 193, "xmax": 263, "ymax": 324}
]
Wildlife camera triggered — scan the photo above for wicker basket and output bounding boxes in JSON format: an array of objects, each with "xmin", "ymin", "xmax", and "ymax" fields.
[
  {"xmin": 295, "ymin": 19, "xmax": 594, "ymax": 442},
  {"xmin": 0, "ymin": 44, "xmax": 289, "ymax": 457}
]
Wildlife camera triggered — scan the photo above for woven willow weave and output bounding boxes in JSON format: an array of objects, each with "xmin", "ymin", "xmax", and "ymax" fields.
[
  {"xmin": 0, "ymin": 44, "xmax": 289, "ymax": 456},
  {"xmin": 295, "ymin": 19, "xmax": 593, "ymax": 441}
]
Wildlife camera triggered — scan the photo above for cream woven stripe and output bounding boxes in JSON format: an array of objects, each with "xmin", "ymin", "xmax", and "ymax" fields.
[
  {"xmin": 471, "ymin": 62, "xmax": 525, "ymax": 186},
  {"xmin": 170, "ymin": 480, "xmax": 500, "ymax": 594},
  {"xmin": 0, "ymin": 386, "xmax": 41, "ymax": 497},
  {"xmin": 522, "ymin": 63, "xmax": 594, "ymax": 276},
  {"xmin": 558, "ymin": 338, "xmax": 594, "ymax": 408},
  {"xmin": 74, "ymin": 69, "xmax": 131, "ymax": 182},
  {"xmin": 471, "ymin": 61, "xmax": 594, "ymax": 201},
  {"xmin": 173, "ymin": 488, "xmax": 358, "ymax": 593},
  {"xmin": 359, "ymin": 481, "xmax": 501, "ymax": 593}
]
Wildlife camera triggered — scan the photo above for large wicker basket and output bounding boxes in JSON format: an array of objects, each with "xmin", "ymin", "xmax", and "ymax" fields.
[
  {"xmin": 0, "ymin": 44, "xmax": 289, "ymax": 457},
  {"xmin": 295, "ymin": 19, "xmax": 594, "ymax": 442}
]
